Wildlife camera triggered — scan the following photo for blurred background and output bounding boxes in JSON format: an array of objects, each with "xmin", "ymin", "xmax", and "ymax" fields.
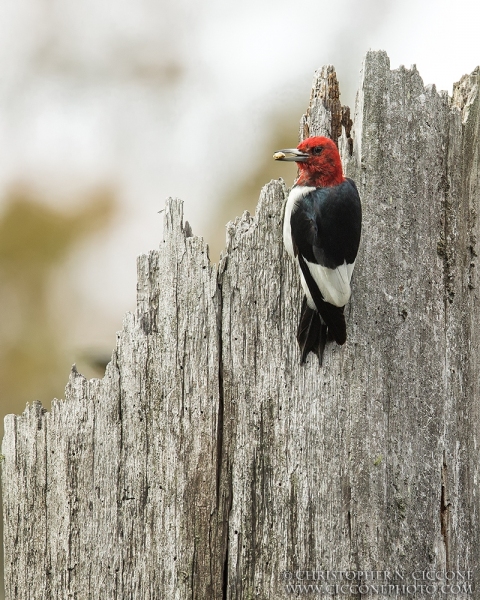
[{"xmin": 0, "ymin": 0, "xmax": 479, "ymax": 593}]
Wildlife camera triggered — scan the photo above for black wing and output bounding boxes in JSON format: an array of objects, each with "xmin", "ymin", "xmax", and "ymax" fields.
[
  {"xmin": 290, "ymin": 179, "xmax": 361, "ymax": 349},
  {"xmin": 290, "ymin": 178, "xmax": 361, "ymax": 269}
]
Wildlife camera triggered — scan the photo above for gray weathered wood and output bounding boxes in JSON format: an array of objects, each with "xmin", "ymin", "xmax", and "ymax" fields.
[
  {"xmin": 3, "ymin": 205, "xmax": 226, "ymax": 599},
  {"xmin": 3, "ymin": 51, "xmax": 480, "ymax": 599}
]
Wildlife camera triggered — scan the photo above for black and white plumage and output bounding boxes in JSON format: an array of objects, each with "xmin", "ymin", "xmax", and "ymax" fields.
[{"xmin": 274, "ymin": 136, "xmax": 362, "ymax": 364}]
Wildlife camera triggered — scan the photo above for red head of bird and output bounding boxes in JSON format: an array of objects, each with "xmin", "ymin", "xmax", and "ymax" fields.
[{"xmin": 274, "ymin": 136, "xmax": 344, "ymax": 188}]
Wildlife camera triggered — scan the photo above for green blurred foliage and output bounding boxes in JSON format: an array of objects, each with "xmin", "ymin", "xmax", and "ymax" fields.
[{"xmin": 0, "ymin": 187, "xmax": 116, "ymax": 415}]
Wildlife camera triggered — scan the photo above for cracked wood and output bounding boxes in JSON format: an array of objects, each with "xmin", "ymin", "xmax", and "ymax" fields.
[{"xmin": 2, "ymin": 51, "xmax": 480, "ymax": 600}]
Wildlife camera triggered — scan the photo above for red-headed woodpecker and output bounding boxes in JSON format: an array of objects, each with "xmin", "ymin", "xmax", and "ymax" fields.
[{"xmin": 274, "ymin": 136, "xmax": 362, "ymax": 364}]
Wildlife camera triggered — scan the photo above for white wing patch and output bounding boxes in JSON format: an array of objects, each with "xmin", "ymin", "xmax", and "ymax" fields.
[{"xmin": 301, "ymin": 259, "xmax": 356, "ymax": 308}]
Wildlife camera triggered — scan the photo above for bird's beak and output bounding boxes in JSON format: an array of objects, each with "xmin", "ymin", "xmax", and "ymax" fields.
[{"xmin": 273, "ymin": 148, "xmax": 309, "ymax": 162}]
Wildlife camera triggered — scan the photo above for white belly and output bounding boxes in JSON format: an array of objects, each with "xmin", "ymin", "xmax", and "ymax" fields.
[{"xmin": 283, "ymin": 185, "xmax": 315, "ymax": 257}]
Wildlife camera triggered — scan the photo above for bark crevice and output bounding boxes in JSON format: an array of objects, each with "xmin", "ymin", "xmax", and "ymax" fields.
[{"xmin": 2, "ymin": 52, "xmax": 480, "ymax": 600}]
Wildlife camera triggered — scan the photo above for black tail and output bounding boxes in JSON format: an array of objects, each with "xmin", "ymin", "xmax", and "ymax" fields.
[
  {"xmin": 297, "ymin": 296, "xmax": 328, "ymax": 365},
  {"xmin": 297, "ymin": 254, "xmax": 347, "ymax": 346},
  {"xmin": 314, "ymin": 297, "xmax": 346, "ymax": 345}
]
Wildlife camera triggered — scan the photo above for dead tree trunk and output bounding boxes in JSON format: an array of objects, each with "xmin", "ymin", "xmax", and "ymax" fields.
[{"xmin": 2, "ymin": 51, "xmax": 480, "ymax": 599}]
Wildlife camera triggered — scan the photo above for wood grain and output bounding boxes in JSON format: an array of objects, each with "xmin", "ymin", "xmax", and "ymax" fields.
[{"xmin": 3, "ymin": 52, "xmax": 479, "ymax": 599}]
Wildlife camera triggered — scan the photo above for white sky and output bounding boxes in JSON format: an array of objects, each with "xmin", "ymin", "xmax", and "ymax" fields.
[{"xmin": 0, "ymin": 0, "xmax": 479, "ymax": 351}]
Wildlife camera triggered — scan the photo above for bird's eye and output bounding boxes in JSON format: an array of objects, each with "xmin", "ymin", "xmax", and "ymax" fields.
[{"xmin": 312, "ymin": 146, "xmax": 323, "ymax": 155}]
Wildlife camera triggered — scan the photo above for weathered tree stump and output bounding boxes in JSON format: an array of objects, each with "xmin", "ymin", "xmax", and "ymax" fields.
[{"xmin": 3, "ymin": 51, "xmax": 479, "ymax": 599}]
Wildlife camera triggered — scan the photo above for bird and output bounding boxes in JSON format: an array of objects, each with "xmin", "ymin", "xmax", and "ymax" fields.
[{"xmin": 274, "ymin": 136, "xmax": 362, "ymax": 365}]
